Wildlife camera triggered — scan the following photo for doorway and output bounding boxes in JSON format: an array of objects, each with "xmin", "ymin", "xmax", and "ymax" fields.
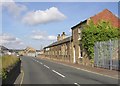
[{"xmin": 73, "ymin": 46, "xmax": 76, "ymax": 63}]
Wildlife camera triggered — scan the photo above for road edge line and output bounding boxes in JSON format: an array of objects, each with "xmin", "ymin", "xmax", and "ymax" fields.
[{"xmin": 19, "ymin": 60, "xmax": 24, "ymax": 85}]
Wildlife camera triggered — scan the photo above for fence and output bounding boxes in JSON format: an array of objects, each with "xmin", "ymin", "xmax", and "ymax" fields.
[{"xmin": 94, "ymin": 39, "xmax": 119, "ymax": 70}]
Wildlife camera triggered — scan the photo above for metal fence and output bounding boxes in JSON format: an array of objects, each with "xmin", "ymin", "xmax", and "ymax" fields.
[{"xmin": 94, "ymin": 39, "xmax": 119, "ymax": 70}]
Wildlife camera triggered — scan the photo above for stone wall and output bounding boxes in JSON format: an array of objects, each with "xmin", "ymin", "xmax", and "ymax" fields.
[{"xmin": 44, "ymin": 41, "xmax": 73, "ymax": 63}]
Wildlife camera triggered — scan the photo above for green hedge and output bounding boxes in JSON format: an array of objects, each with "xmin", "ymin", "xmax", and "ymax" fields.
[{"xmin": 81, "ymin": 20, "xmax": 120, "ymax": 59}]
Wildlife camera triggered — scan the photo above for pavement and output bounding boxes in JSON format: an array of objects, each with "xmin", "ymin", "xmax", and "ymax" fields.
[{"xmin": 15, "ymin": 56, "xmax": 119, "ymax": 85}]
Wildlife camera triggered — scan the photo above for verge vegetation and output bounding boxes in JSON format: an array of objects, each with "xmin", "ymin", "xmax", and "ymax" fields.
[
  {"xmin": 0, "ymin": 55, "xmax": 20, "ymax": 79},
  {"xmin": 81, "ymin": 20, "xmax": 120, "ymax": 62}
]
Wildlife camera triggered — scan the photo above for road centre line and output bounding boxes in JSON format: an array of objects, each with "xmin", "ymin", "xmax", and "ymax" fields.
[
  {"xmin": 74, "ymin": 83, "xmax": 80, "ymax": 86},
  {"xmin": 20, "ymin": 69, "xmax": 24, "ymax": 85},
  {"xmin": 33, "ymin": 59, "xmax": 65, "ymax": 78},
  {"xmin": 52, "ymin": 70, "xmax": 65, "ymax": 78},
  {"xmin": 40, "ymin": 62, "xmax": 43, "ymax": 64},
  {"xmin": 32, "ymin": 59, "xmax": 70, "ymax": 79},
  {"xmin": 32, "ymin": 58, "xmax": 43, "ymax": 65},
  {"xmin": 44, "ymin": 65, "xmax": 50, "ymax": 69}
]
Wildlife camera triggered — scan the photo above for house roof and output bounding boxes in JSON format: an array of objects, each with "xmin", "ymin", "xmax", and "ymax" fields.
[
  {"xmin": 25, "ymin": 46, "xmax": 36, "ymax": 52},
  {"xmin": 90, "ymin": 9, "xmax": 120, "ymax": 28},
  {"xmin": 71, "ymin": 9, "xmax": 120, "ymax": 30},
  {"xmin": 71, "ymin": 20, "xmax": 87, "ymax": 30},
  {"xmin": 44, "ymin": 36, "xmax": 73, "ymax": 48},
  {"xmin": 9, "ymin": 49, "xmax": 24, "ymax": 52},
  {"xmin": 36, "ymin": 50, "xmax": 43, "ymax": 52},
  {"xmin": 0, "ymin": 46, "xmax": 9, "ymax": 51}
]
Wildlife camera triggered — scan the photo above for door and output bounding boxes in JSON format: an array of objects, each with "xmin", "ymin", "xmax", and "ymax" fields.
[{"xmin": 73, "ymin": 46, "xmax": 76, "ymax": 63}]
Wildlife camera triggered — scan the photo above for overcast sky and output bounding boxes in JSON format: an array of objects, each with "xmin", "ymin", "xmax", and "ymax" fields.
[{"xmin": 1, "ymin": 0, "xmax": 118, "ymax": 49}]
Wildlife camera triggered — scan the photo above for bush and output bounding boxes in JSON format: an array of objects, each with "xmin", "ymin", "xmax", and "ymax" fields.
[{"xmin": 81, "ymin": 20, "xmax": 120, "ymax": 59}]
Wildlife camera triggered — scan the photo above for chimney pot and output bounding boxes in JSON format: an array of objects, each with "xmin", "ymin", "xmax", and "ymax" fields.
[{"xmin": 57, "ymin": 34, "xmax": 61, "ymax": 41}]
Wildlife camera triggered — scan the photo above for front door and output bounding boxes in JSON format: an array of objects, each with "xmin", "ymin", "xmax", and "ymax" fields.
[{"xmin": 73, "ymin": 46, "xmax": 76, "ymax": 63}]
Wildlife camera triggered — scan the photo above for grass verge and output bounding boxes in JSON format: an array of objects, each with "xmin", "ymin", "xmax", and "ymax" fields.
[{"xmin": 0, "ymin": 55, "xmax": 20, "ymax": 80}]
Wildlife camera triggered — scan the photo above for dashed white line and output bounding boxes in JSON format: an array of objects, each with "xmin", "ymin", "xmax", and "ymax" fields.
[
  {"xmin": 44, "ymin": 65, "xmax": 50, "ymax": 69},
  {"xmin": 20, "ymin": 70, "xmax": 24, "ymax": 85},
  {"xmin": 74, "ymin": 83, "xmax": 80, "ymax": 86},
  {"xmin": 52, "ymin": 70, "xmax": 65, "ymax": 78},
  {"xmin": 33, "ymin": 59, "xmax": 36, "ymax": 61},
  {"xmin": 40, "ymin": 62, "xmax": 43, "ymax": 65},
  {"xmin": 51, "ymin": 61, "xmax": 119, "ymax": 80},
  {"xmin": 33, "ymin": 59, "xmax": 43, "ymax": 65}
]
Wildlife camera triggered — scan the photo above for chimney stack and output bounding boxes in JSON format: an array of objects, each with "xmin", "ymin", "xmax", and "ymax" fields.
[
  {"xmin": 61, "ymin": 32, "xmax": 66, "ymax": 40},
  {"xmin": 57, "ymin": 34, "xmax": 60, "ymax": 41}
]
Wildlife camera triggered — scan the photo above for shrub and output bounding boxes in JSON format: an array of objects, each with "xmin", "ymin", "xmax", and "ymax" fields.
[{"xmin": 81, "ymin": 20, "xmax": 120, "ymax": 59}]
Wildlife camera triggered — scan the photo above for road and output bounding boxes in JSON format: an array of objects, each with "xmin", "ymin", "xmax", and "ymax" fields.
[{"xmin": 20, "ymin": 56, "xmax": 118, "ymax": 85}]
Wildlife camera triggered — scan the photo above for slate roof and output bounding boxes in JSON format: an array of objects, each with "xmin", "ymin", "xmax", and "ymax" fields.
[
  {"xmin": 0, "ymin": 46, "xmax": 9, "ymax": 51},
  {"xmin": 44, "ymin": 36, "xmax": 73, "ymax": 48},
  {"xmin": 71, "ymin": 20, "xmax": 87, "ymax": 30}
]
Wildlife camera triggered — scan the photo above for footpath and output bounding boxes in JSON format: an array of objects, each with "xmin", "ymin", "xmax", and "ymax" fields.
[{"xmin": 38, "ymin": 57, "xmax": 119, "ymax": 80}]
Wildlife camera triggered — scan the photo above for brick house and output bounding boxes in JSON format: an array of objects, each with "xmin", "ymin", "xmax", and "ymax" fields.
[{"xmin": 44, "ymin": 9, "xmax": 120, "ymax": 64}]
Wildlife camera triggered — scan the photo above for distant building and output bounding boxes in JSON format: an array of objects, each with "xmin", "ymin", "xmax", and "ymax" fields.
[
  {"xmin": 0, "ymin": 46, "xmax": 11, "ymax": 56},
  {"xmin": 36, "ymin": 49, "xmax": 44, "ymax": 57},
  {"xmin": 44, "ymin": 9, "xmax": 120, "ymax": 64},
  {"xmin": 24, "ymin": 47, "xmax": 36, "ymax": 57}
]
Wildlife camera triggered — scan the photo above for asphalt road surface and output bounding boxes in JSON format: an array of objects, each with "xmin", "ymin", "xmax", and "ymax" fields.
[{"xmin": 20, "ymin": 56, "xmax": 119, "ymax": 85}]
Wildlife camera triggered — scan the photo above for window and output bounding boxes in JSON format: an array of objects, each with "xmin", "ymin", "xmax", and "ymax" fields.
[
  {"xmin": 78, "ymin": 28, "xmax": 82, "ymax": 41},
  {"xmin": 78, "ymin": 28, "xmax": 81, "ymax": 34}
]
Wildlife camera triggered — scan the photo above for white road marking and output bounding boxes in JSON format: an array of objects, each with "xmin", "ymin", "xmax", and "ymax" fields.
[
  {"xmin": 50, "ymin": 61, "xmax": 119, "ymax": 79},
  {"xmin": 44, "ymin": 65, "xmax": 50, "ymax": 69},
  {"xmin": 20, "ymin": 70, "xmax": 24, "ymax": 85},
  {"xmin": 52, "ymin": 70, "xmax": 65, "ymax": 78},
  {"xmin": 40, "ymin": 62, "xmax": 43, "ymax": 65},
  {"xmin": 33, "ymin": 59, "xmax": 36, "ymax": 61},
  {"xmin": 74, "ymin": 83, "xmax": 80, "ymax": 86}
]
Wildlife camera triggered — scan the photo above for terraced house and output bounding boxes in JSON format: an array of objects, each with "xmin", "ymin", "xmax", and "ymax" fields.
[
  {"xmin": 44, "ymin": 32, "xmax": 73, "ymax": 62},
  {"xmin": 44, "ymin": 9, "xmax": 120, "ymax": 65}
]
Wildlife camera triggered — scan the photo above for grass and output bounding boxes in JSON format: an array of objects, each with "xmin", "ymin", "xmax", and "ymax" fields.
[
  {"xmin": 2, "ymin": 55, "xmax": 19, "ymax": 69},
  {"xmin": 0, "ymin": 55, "xmax": 20, "ymax": 79},
  {"xmin": 0, "ymin": 57, "xmax": 1, "ymax": 77}
]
